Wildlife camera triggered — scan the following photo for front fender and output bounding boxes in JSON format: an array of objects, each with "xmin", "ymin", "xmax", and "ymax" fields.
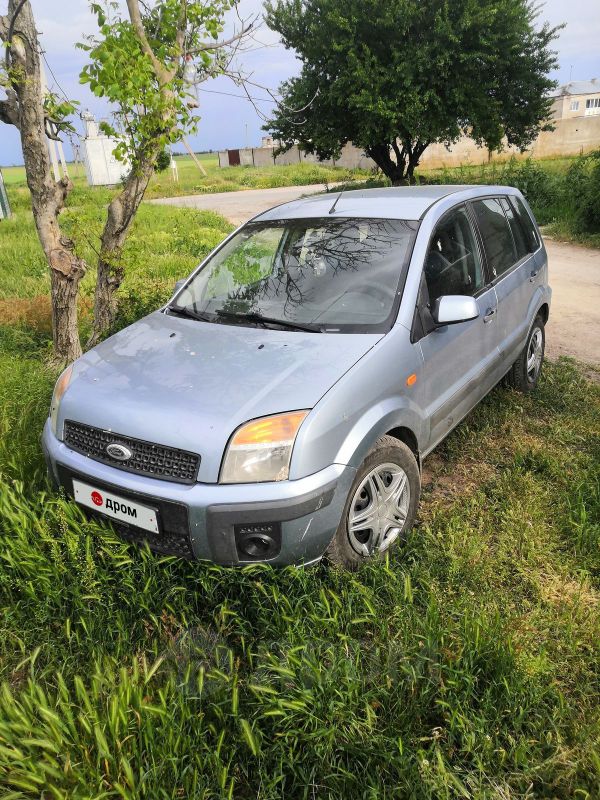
[
  {"xmin": 334, "ymin": 396, "xmax": 425, "ymax": 469},
  {"xmin": 289, "ymin": 327, "xmax": 426, "ymax": 479}
]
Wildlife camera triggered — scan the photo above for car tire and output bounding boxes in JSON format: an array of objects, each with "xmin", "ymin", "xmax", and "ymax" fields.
[
  {"xmin": 506, "ymin": 314, "xmax": 545, "ymax": 393},
  {"xmin": 326, "ymin": 435, "xmax": 420, "ymax": 569}
]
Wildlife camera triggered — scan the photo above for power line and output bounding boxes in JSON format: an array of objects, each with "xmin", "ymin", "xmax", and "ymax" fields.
[
  {"xmin": 40, "ymin": 49, "xmax": 71, "ymax": 104},
  {"xmin": 39, "ymin": 48, "xmax": 281, "ymax": 109},
  {"xmin": 198, "ymin": 86, "xmax": 278, "ymax": 103}
]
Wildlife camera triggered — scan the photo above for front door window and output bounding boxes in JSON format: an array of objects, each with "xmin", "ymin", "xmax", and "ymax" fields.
[{"xmin": 424, "ymin": 205, "xmax": 484, "ymax": 303}]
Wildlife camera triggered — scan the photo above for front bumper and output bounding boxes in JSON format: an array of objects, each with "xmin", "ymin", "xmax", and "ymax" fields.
[{"xmin": 42, "ymin": 421, "xmax": 355, "ymax": 566}]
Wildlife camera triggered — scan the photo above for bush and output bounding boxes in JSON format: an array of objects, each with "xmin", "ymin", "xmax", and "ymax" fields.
[
  {"xmin": 111, "ymin": 277, "xmax": 174, "ymax": 332},
  {"xmin": 564, "ymin": 149, "xmax": 600, "ymax": 234},
  {"xmin": 495, "ymin": 158, "xmax": 561, "ymax": 223},
  {"xmin": 154, "ymin": 149, "xmax": 172, "ymax": 173}
]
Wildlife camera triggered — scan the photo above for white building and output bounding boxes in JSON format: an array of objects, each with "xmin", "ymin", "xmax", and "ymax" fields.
[
  {"xmin": 550, "ymin": 79, "xmax": 600, "ymax": 120},
  {"xmin": 81, "ymin": 111, "xmax": 130, "ymax": 186}
]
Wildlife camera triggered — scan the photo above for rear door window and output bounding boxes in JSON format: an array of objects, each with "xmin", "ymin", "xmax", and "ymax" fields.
[
  {"xmin": 510, "ymin": 196, "xmax": 540, "ymax": 253},
  {"xmin": 500, "ymin": 197, "xmax": 529, "ymax": 261},
  {"xmin": 471, "ymin": 198, "xmax": 517, "ymax": 279}
]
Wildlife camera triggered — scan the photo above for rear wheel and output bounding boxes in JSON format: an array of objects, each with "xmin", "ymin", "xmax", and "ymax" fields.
[
  {"xmin": 506, "ymin": 314, "xmax": 545, "ymax": 393},
  {"xmin": 326, "ymin": 435, "xmax": 420, "ymax": 569}
]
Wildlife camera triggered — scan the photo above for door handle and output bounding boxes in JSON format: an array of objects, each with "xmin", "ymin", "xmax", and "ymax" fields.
[
  {"xmin": 483, "ymin": 307, "xmax": 497, "ymax": 323},
  {"xmin": 529, "ymin": 269, "xmax": 539, "ymax": 282}
]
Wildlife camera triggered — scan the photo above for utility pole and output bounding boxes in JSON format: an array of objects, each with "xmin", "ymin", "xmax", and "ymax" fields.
[{"xmin": 39, "ymin": 47, "xmax": 69, "ymax": 180}]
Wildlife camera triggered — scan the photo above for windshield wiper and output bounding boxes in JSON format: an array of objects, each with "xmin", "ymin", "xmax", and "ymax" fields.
[
  {"xmin": 166, "ymin": 305, "xmax": 214, "ymax": 323},
  {"xmin": 216, "ymin": 310, "xmax": 321, "ymax": 333}
]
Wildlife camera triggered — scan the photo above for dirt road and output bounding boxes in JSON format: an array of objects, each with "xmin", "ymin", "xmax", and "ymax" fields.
[
  {"xmin": 150, "ymin": 183, "xmax": 340, "ymax": 227},
  {"xmin": 152, "ymin": 187, "xmax": 600, "ymax": 366},
  {"xmin": 544, "ymin": 240, "xmax": 599, "ymax": 366}
]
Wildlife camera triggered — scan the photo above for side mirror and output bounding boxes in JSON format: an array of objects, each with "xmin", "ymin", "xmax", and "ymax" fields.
[
  {"xmin": 173, "ymin": 278, "xmax": 187, "ymax": 295},
  {"xmin": 432, "ymin": 295, "xmax": 479, "ymax": 326}
]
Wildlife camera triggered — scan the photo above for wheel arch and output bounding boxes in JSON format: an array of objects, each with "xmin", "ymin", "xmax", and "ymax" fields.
[{"xmin": 385, "ymin": 425, "xmax": 421, "ymax": 470}]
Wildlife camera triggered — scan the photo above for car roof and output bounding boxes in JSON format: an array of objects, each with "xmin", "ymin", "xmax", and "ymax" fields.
[{"xmin": 252, "ymin": 184, "xmax": 521, "ymax": 223}]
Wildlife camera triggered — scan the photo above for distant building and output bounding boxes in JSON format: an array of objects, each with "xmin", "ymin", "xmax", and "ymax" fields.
[
  {"xmin": 81, "ymin": 111, "xmax": 130, "ymax": 186},
  {"xmin": 550, "ymin": 79, "xmax": 600, "ymax": 120},
  {"xmin": 261, "ymin": 135, "xmax": 281, "ymax": 149}
]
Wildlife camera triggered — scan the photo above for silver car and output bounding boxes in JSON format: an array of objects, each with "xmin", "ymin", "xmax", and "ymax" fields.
[{"xmin": 43, "ymin": 185, "xmax": 551, "ymax": 568}]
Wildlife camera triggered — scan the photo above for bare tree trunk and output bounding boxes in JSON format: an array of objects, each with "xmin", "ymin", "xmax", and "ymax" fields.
[
  {"xmin": 88, "ymin": 154, "xmax": 159, "ymax": 346},
  {"xmin": 1, "ymin": 1, "xmax": 85, "ymax": 364}
]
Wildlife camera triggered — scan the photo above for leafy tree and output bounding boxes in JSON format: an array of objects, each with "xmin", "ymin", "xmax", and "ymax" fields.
[
  {"xmin": 81, "ymin": 0, "xmax": 251, "ymax": 344},
  {"xmin": 265, "ymin": 0, "xmax": 561, "ymax": 184},
  {"xmin": 0, "ymin": 0, "xmax": 251, "ymax": 361}
]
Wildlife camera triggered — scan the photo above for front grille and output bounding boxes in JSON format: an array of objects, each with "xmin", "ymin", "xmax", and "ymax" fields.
[
  {"xmin": 63, "ymin": 420, "xmax": 200, "ymax": 485},
  {"xmin": 56, "ymin": 465, "xmax": 194, "ymax": 558}
]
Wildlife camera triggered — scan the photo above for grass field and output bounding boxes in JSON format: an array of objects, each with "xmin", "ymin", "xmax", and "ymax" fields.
[
  {"xmin": 1, "ymin": 152, "xmax": 367, "ymax": 198},
  {"xmin": 0, "ymin": 166, "xmax": 599, "ymax": 797}
]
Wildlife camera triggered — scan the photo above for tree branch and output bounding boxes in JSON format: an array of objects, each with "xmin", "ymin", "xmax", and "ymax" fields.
[
  {"xmin": 188, "ymin": 21, "xmax": 255, "ymax": 54},
  {"xmin": 391, "ymin": 138, "xmax": 404, "ymax": 168},
  {"xmin": 175, "ymin": 0, "xmax": 186, "ymax": 53},
  {"xmin": 0, "ymin": 89, "xmax": 19, "ymax": 127},
  {"xmin": 125, "ymin": 0, "xmax": 170, "ymax": 84}
]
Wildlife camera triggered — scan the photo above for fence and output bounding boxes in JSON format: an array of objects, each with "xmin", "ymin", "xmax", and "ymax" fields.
[{"xmin": 218, "ymin": 116, "xmax": 600, "ymax": 172}]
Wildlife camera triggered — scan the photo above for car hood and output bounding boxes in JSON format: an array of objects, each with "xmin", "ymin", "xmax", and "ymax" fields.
[{"xmin": 59, "ymin": 311, "xmax": 382, "ymax": 482}]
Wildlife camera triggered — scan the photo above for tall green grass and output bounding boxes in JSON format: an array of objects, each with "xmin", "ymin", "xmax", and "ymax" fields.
[{"xmin": 0, "ymin": 351, "xmax": 598, "ymax": 797}]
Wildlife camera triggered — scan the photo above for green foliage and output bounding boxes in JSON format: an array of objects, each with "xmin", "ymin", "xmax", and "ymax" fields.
[
  {"xmin": 265, "ymin": 0, "xmax": 561, "ymax": 183},
  {"xmin": 427, "ymin": 154, "xmax": 600, "ymax": 239},
  {"xmin": 154, "ymin": 148, "xmax": 172, "ymax": 172},
  {"xmin": 79, "ymin": 0, "xmax": 235, "ymax": 168},
  {"xmin": 563, "ymin": 149, "xmax": 600, "ymax": 234},
  {"xmin": 42, "ymin": 91, "xmax": 80, "ymax": 136},
  {"xmin": 431, "ymin": 157, "xmax": 562, "ymax": 224}
]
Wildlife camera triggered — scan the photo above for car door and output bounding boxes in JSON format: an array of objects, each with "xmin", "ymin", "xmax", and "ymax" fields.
[
  {"xmin": 413, "ymin": 204, "xmax": 500, "ymax": 452},
  {"xmin": 470, "ymin": 195, "xmax": 541, "ymax": 369}
]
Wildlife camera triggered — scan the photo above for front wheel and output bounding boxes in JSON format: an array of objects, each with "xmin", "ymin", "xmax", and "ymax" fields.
[
  {"xmin": 506, "ymin": 314, "xmax": 545, "ymax": 393},
  {"xmin": 326, "ymin": 435, "xmax": 420, "ymax": 569}
]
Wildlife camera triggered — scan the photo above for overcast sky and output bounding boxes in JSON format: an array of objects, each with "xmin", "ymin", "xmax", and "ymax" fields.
[{"xmin": 1, "ymin": 0, "xmax": 599, "ymax": 166}]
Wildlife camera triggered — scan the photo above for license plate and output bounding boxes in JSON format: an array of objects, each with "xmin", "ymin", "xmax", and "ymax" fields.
[{"xmin": 73, "ymin": 479, "xmax": 159, "ymax": 534}]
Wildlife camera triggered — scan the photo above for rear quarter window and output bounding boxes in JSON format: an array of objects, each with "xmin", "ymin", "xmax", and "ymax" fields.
[{"xmin": 510, "ymin": 196, "xmax": 540, "ymax": 253}]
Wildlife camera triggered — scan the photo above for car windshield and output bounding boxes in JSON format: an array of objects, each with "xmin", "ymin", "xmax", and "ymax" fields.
[{"xmin": 169, "ymin": 217, "xmax": 419, "ymax": 333}]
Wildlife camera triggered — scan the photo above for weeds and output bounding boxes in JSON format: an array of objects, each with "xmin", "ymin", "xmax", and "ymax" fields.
[
  {"xmin": 426, "ymin": 152, "xmax": 600, "ymax": 245},
  {"xmin": 0, "ymin": 349, "xmax": 598, "ymax": 797},
  {"xmin": 0, "ymin": 158, "xmax": 599, "ymax": 797}
]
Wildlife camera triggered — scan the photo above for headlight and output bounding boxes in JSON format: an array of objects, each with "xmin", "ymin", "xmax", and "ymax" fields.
[
  {"xmin": 50, "ymin": 365, "xmax": 73, "ymax": 438},
  {"xmin": 220, "ymin": 410, "xmax": 309, "ymax": 484}
]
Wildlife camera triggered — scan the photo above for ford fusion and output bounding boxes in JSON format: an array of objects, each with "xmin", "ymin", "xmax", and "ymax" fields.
[{"xmin": 43, "ymin": 186, "xmax": 550, "ymax": 567}]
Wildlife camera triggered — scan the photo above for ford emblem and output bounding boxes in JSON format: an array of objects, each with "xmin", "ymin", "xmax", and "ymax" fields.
[{"xmin": 106, "ymin": 442, "xmax": 133, "ymax": 462}]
